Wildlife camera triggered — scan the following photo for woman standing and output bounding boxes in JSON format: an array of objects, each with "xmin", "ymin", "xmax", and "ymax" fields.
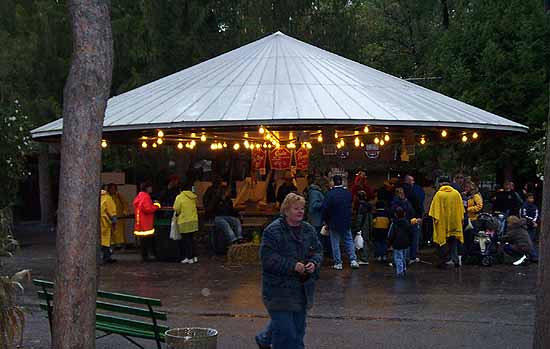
[
  {"xmin": 463, "ymin": 181, "xmax": 483, "ymax": 254},
  {"xmin": 256, "ymin": 193, "xmax": 323, "ymax": 349},
  {"xmin": 173, "ymin": 182, "xmax": 199, "ymax": 264}
]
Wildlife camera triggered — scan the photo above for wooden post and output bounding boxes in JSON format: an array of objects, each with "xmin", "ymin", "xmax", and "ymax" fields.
[
  {"xmin": 534, "ymin": 6, "xmax": 550, "ymax": 349},
  {"xmin": 52, "ymin": 1, "xmax": 113, "ymax": 348}
]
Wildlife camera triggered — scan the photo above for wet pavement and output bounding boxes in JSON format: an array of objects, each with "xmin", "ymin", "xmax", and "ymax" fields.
[{"xmin": 3, "ymin": 223, "xmax": 536, "ymax": 348}]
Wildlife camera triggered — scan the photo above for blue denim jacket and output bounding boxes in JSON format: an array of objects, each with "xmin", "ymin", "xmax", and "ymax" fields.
[{"xmin": 260, "ymin": 217, "xmax": 323, "ymax": 312}]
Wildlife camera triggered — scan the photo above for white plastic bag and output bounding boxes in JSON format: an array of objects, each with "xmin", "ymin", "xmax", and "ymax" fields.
[
  {"xmin": 170, "ymin": 213, "xmax": 181, "ymax": 240},
  {"xmin": 320, "ymin": 225, "xmax": 329, "ymax": 236},
  {"xmin": 354, "ymin": 231, "xmax": 364, "ymax": 250}
]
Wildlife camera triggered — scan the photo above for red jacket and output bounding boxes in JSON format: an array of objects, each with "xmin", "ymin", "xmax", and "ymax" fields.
[{"xmin": 133, "ymin": 191, "xmax": 160, "ymax": 236}]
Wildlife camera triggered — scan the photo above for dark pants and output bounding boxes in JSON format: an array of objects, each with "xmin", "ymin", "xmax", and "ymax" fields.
[
  {"xmin": 438, "ymin": 237, "xmax": 459, "ymax": 264},
  {"xmin": 257, "ymin": 309, "xmax": 307, "ymax": 349},
  {"xmin": 374, "ymin": 239, "xmax": 387, "ymax": 259},
  {"xmin": 101, "ymin": 246, "xmax": 112, "ymax": 262},
  {"xmin": 140, "ymin": 235, "xmax": 156, "ymax": 260},
  {"xmin": 179, "ymin": 232, "xmax": 197, "ymax": 260},
  {"xmin": 503, "ymin": 244, "xmax": 525, "ymax": 259}
]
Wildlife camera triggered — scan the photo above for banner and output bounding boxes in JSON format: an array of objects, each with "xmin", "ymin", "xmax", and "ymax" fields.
[
  {"xmin": 269, "ymin": 147, "xmax": 292, "ymax": 170},
  {"xmin": 295, "ymin": 147, "xmax": 309, "ymax": 170},
  {"xmin": 252, "ymin": 148, "xmax": 267, "ymax": 171}
]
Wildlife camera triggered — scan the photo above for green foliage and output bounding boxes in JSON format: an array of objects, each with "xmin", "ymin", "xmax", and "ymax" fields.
[
  {"xmin": 0, "ymin": 101, "xmax": 33, "ymax": 208},
  {"xmin": 0, "ymin": 269, "xmax": 30, "ymax": 349}
]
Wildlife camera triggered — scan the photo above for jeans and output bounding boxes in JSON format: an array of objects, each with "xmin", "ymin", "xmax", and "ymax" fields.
[
  {"xmin": 503, "ymin": 243, "xmax": 524, "ymax": 259},
  {"xmin": 257, "ymin": 309, "xmax": 307, "ymax": 349},
  {"xmin": 438, "ymin": 237, "xmax": 458, "ymax": 264},
  {"xmin": 330, "ymin": 229, "xmax": 357, "ymax": 265},
  {"xmin": 408, "ymin": 223, "xmax": 421, "ymax": 260},
  {"xmin": 393, "ymin": 248, "xmax": 407, "ymax": 275},
  {"xmin": 140, "ymin": 235, "xmax": 156, "ymax": 260},
  {"xmin": 214, "ymin": 216, "xmax": 243, "ymax": 243},
  {"xmin": 374, "ymin": 240, "xmax": 387, "ymax": 259}
]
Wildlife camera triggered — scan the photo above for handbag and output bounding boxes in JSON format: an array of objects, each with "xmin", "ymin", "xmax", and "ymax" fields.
[{"xmin": 170, "ymin": 212, "xmax": 181, "ymax": 240}]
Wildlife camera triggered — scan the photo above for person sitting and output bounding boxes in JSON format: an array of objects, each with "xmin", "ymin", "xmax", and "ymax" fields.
[
  {"xmin": 501, "ymin": 216, "xmax": 535, "ymax": 265},
  {"xmin": 213, "ymin": 184, "xmax": 245, "ymax": 245}
]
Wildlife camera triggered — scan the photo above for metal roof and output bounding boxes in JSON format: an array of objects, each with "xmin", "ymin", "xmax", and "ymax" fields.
[{"xmin": 31, "ymin": 31, "xmax": 527, "ymax": 139}]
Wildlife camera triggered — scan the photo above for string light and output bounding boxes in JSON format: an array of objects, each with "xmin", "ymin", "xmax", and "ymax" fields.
[
  {"xmin": 101, "ymin": 139, "xmax": 108, "ymax": 148},
  {"xmin": 472, "ymin": 132, "xmax": 479, "ymax": 139},
  {"xmin": 244, "ymin": 132, "xmax": 249, "ymax": 138},
  {"xmin": 157, "ymin": 130, "xmax": 164, "ymax": 138},
  {"xmin": 384, "ymin": 134, "xmax": 390, "ymax": 142},
  {"xmin": 233, "ymin": 143, "xmax": 240, "ymax": 150},
  {"xmin": 211, "ymin": 143, "xmax": 218, "ymax": 150},
  {"xmin": 141, "ymin": 141, "xmax": 148, "ymax": 148},
  {"xmin": 363, "ymin": 126, "xmax": 369, "ymax": 133},
  {"xmin": 266, "ymin": 133, "xmax": 272, "ymax": 140},
  {"xmin": 317, "ymin": 134, "xmax": 323, "ymax": 143},
  {"xmin": 354, "ymin": 131, "xmax": 359, "ymax": 135},
  {"xmin": 200, "ymin": 134, "xmax": 207, "ymax": 142},
  {"xmin": 177, "ymin": 142, "xmax": 184, "ymax": 150},
  {"xmin": 462, "ymin": 135, "xmax": 468, "ymax": 143},
  {"xmin": 191, "ymin": 132, "xmax": 196, "ymax": 138},
  {"xmin": 259, "ymin": 126, "xmax": 265, "ymax": 134},
  {"xmin": 420, "ymin": 137, "xmax": 426, "ymax": 145},
  {"xmin": 354, "ymin": 137, "xmax": 360, "ymax": 147},
  {"xmin": 380, "ymin": 140, "xmax": 385, "ymax": 146},
  {"xmin": 255, "ymin": 143, "xmax": 261, "ymax": 149},
  {"xmin": 441, "ymin": 130, "xmax": 448, "ymax": 138},
  {"xmin": 263, "ymin": 143, "xmax": 268, "ymax": 148},
  {"xmin": 152, "ymin": 143, "xmax": 158, "ymax": 148},
  {"xmin": 334, "ymin": 132, "xmax": 338, "ymax": 139},
  {"xmin": 339, "ymin": 139, "xmax": 345, "ymax": 147},
  {"xmin": 156, "ymin": 138, "xmax": 163, "ymax": 145},
  {"xmin": 244, "ymin": 140, "xmax": 250, "ymax": 149},
  {"xmin": 223, "ymin": 142, "xmax": 227, "ymax": 148},
  {"xmin": 374, "ymin": 137, "xmax": 380, "ymax": 144},
  {"xmin": 190, "ymin": 140, "xmax": 196, "ymax": 147},
  {"xmin": 185, "ymin": 143, "xmax": 191, "ymax": 149},
  {"xmin": 360, "ymin": 142, "xmax": 365, "ymax": 147},
  {"xmin": 337, "ymin": 143, "xmax": 342, "ymax": 149},
  {"xmin": 306, "ymin": 143, "xmax": 312, "ymax": 150}
]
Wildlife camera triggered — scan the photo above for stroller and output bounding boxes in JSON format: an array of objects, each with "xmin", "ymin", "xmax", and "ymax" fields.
[{"xmin": 468, "ymin": 213, "xmax": 502, "ymax": 266}]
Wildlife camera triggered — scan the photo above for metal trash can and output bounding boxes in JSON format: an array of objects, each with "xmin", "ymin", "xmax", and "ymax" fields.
[{"xmin": 165, "ymin": 328, "xmax": 218, "ymax": 349}]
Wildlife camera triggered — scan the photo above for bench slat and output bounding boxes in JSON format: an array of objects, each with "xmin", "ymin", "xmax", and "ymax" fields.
[
  {"xmin": 98, "ymin": 290, "xmax": 162, "ymax": 306},
  {"xmin": 96, "ymin": 301, "xmax": 167, "ymax": 320},
  {"xmin": 33, "ymin": 279, "xmax": 54, "ymax": 288},
  {"xmin": 96, "ymin": 323, "xmax": 166, "ymax": 342}
]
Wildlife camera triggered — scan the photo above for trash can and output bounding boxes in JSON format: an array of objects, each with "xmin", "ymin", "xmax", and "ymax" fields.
[{"xmin": 165, "ymin": 328, "xmax": 218, "ymax": 349}]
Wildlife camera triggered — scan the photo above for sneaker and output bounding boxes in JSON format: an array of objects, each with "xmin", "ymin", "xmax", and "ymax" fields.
[
  {"xmin": 333, "ymin": 263, "xmax": 343, "ymax": 270},
  {"xmin": 375, "ymin": 257, "xmax": 382, "ymax": 262},
  {"xmin": 193, "ymin": 257, "xmax": 198, "ymax": 263},
  {"xmin": 180, "ymin": 258, "xmax": 191, "ymax": 264},
  {"xmin": 408, "ymin": 258, "xmax": 420, "ymax": 265},
  {"xmin": 358, "ymin": 260, "xmax": 369, "ymax": 265},
  {"xmin": 388, "ymin": 262, "xmax": 393, "ymax": 267},
  {"xmin": 350, "ymin": 260, "xmax": 360, "ymax": 269},
  {"xmin": 513, "ymin": 255, "xmax": 527, "ymax": 266}
]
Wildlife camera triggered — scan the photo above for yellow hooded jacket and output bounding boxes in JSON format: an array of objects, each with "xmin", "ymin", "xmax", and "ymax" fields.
[
  {"xmin": 100, "ymin": 190, "xmax": 117, "ymax": 247},
  {"xmin": 429, "ymin": 185, "xmax": 464, "ymax": 246},
  {"xmin": 109, "ymin": 192, "xmax": 128, "ymax": 245},
  {"xmin": 173, "ymin": 191, "xmax": 199, "ymax": 234}
]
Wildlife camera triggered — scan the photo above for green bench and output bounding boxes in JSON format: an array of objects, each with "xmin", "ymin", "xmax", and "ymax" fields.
[{"xmin": 33, "ymin": 279, "xmax": 169, "ymax": 349}]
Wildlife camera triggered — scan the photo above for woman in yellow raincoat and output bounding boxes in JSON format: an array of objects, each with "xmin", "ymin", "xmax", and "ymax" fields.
[
  {"xmin": 107, "ymin": 183, "xmax": 128, "ymax": 247},
  {"xmin": 100, "ymin": 189, "xmax": 117, "ymax": 263},
  {"xmin": 173, "ymin": 182, "xmax": 199, "ymax": 264}
]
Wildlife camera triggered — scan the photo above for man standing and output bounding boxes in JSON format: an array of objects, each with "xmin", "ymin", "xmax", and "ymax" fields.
[
  {"xmin": 429, "ymin": 176, "xmax": 464, "ymax": 268},
  {"xmin": 100, "ymin": 189, "xmax": 117, "ymax": 264},
  {"xmin": 107, "ymin": 183, "xmax": 128, "ymax": 248},
  {"xmin": 403, "ymin": 175, "xmax": 424, "ymax": 264},
  {"xmin": 322, "ymin": 175, "xmax": 359, "ymax": 270}
]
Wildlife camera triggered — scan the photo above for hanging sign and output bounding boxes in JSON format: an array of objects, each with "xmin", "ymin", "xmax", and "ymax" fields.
[
  {"xmin": 252, "ymin": 148, "xmax": 267, "ymax": 171},
  {"xmin": 295, "ymin": 147, "xmax": 310, "ymax": 170},
  {"xmin": 269, "ymin": 147, "xmax": 292, "ymax": 170},
  {"xmin": 365, "ymin": 144, "xmax": 380, "ymax": 159}
]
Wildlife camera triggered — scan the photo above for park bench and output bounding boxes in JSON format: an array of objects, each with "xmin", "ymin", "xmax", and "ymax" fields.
[{"xmin": 33, "ymin": 279, "xmax": 169, "ymax": 349}]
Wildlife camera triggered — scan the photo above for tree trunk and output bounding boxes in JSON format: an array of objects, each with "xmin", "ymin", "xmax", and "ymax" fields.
[
  {"xmin": 38, "ymin": 143, "xmax": 53, "ymax": 225},
  {"xmin": 52, "ymin": 0, "xmax": 113, "ymax": 348},
  {"xmin": 534, "ymin": 11, "xmax": 550, "ymax": 348}
]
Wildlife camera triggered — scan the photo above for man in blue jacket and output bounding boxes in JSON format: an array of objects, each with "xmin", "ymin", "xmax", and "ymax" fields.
[{"xmin": 321, "ymin": 175, "xmax": 359, "ymax": 270}]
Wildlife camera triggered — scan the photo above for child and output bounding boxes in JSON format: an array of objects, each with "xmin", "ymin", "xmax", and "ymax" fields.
[
  {"xmin": 388, "ymin": 207, "xmax": 413, "ymax": 276},
  {"xmin": 372, "ymin": 201, "xmax": 391, "ymax": 262},
  {"xmin": 502, "ymin": 215, "xmax": 535, "ymax": 265},
  {"xmin": 520, "ymin": 193, "xmax": 539, "ymax": 243}
]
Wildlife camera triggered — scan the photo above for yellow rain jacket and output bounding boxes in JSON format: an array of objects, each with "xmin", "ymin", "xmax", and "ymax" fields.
[
  {"xmin": 173, "ymin": 191, "xmax": 199, "ymax": 234},
  {"xmin": 109, "ymin": 192, "xmax": 128, "ymax": 245},
  {"xmin": 429, "ymin": 185, "xmax": 464, "ymax": 246},
  {"xmin": 466, "ymin": 193, "xmax": 483, "ymax": 221},
  {"xmin": 100, "ymin": 190, "xmax": 117, "ymax": 247}
]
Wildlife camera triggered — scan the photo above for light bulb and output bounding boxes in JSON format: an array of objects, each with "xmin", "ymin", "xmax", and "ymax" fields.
[
  {"xmin": 420, "ymin": 138, "xmax": 426, "ymax": 145},
  {"xmin": 360, "ymin": 142, "xmax": 365, "ymax": 147},
  {"xmin": 354, "ymin": 131, "xmax": 359, "ymax": 135},
  {"xmin": 266, "ymin": 133, "xmax": 271, "ymax": 140},
  {"xmin": 380, "ymin": 140, "xmax": 385, "ymax": 146},
  {"xmin": 363, "ymin": 126, "xmax": 369, "ymax": 133},
  {"xmin": 317, "ymin": 134, "xmax": 323, "ymax": 143},
  {"xmin": 255, "ymin": 143, "xmax": 261, "ymax": 149},
  {"xmin": 289, "ymin": 132, "xmax": 294, "ymax": 140},
  {"xmin": 223, "ymin": 142, "xmax": 227, "ymax": 148},
  {"xmin": 244, "ymin": 132, "xmax": 249, "ymax": 138},
  {"xmin": 244, "ymin": 140, "xmax": 249, "ymax": 149},
  {"xmin": 462, "ymin": 135, "xmax": 468, "ymax": 143},
  {"xmin": 211, "ymin": 143, "xmax": 217, "ymax": 150},
  {"xmin": 337, "ymin": 143, "xmax": 342, "ymax": 149},
  {"xmin": 259, "ymin": 126, "xmax": 265, "ymax": 134},
  {"xmin": 473, "ymin": 132, "xmax": 479, "ymax": 139},
  {"xmin": 263, "ymin": 143, "xmax": 267, "ymax": 148},
  {"xmin": 157, "ymin": 130, "xmax": 164, "ymax": 138},
  {"xmin": 384, "ymin": 134, "xmax": 390, "ymax": 142},
  {"xmin": 306, "ymin": 143, "xmax": 312, "ymax": 150},
  {"xmin": 157, "ymin": 138, "xmax": 163, "ymax": 145},
  {"xmin": 334, "ymin": 132, "xmax": 338, "ymax": 139},
  {"xmin": 233, "ymin": 143, "xmax": 240, "ymax": 150},
  {"xmin": 191, "ymin": 132, "xmax": 196, "ymax": 138},
  {"xmin": 339, "ymin": 139, "xmax": 345, "ymax": 147},
  {"xmin": 141, "ymin": 141, "xmax": 148, "ymax": 148},
  {"xmin": 374, "ymin": 137, "xmax": 380, "ymax": 144},
  {"xmin": 101, "ymin": 140, "xmax": 107, "ymax": 148},
  {"xmin": 354, "ymin": 137, "xmax": 360, "ymax": 147},
  {"xmin": 200, "ymin": 134, "xmax": 207, "ymax": 142},
  {"xmin": 185, "ymin": 143, "xmax": 191, "ymax": 148},
  {"xmin": 190, "ymin": 140, "xmax": 196, "ymax": 147},
  {"xmin": 177, "ymin": 142, "xmax": 183, "ymax": 149},
  {"xmin": 441, "ymin": 130, "xmax": 448, "ymax": 137},
  {"xmin": 152, "ymin": 143, "xmax": 158, "ymax": 148}
]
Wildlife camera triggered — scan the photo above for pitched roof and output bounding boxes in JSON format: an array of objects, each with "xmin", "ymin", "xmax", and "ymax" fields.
[{"xmin": 31, "ymin": 31, "xmax": 527, "ymax": 139}]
